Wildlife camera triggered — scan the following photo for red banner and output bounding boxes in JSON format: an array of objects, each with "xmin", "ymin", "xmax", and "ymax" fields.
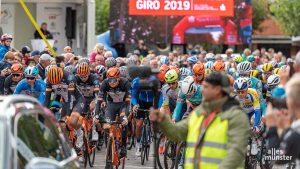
[{"xmin": 129, "ymin": 0, "xmax": 234, "ymax": 16}]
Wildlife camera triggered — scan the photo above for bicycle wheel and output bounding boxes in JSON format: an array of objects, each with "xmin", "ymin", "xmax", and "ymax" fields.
[
  {"xmin": 141, "ymin": 125, "xmax": 147, "ymax": 165},
  {"xmin": 105, "ymin": 138, "xmax": 113, "ymax": 169},
  {"xmin": 145, "ymin": 122, "xmax": 151, "ymax": 161},
  {"xmin": 127, "ymin": 119, "xmax": 136, "ymax": 150},
  {"xmin": 83, "ymin": 132, "xmax": 90, "ymax": 168},
  {"xmin": 156, "ymin": 134, "xmax": 165, "ymax": 169},
  {"xmin": 89, "ymin": 141, "xmax": 97, "ymax": 167},
  {"xmin": 175, "ymin": 142, "xmax": 186, "ymax": 169},
  {"xmin": 163, "ymin": 141, "xmax": 176, "ymax": 169}
]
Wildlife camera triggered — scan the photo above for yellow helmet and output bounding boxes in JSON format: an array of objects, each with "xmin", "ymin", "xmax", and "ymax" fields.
[
  {"xmin": 273, "ymin": 68, "xmax": 281, "ymax": 75},
  {"xmin": 263, "ymin": 63, "xmax": 273, "ymax": 72},
  {"xmin": 250, "ymin": 70, "xmax": 259, "ymax": 78}
]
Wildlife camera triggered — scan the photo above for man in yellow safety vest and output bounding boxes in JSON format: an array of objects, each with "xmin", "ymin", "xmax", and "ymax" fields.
[{"xmin": 150, "ymin": 72, "xmax": 250, "ymax": 169}]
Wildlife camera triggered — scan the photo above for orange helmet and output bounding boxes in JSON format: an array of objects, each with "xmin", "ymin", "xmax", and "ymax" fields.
[
  {"xmin": 48, "ymin": 67, "xmax": 64, "ymax": 85},
  {"xmin": 192, "ymin": 63, "xmax": 205, "ymax": 75},
  {"xmin": 11, "ymin": 63, "xmax": 23, "ymax": 74},
  {"xmin": 107, "ymin": 67, "xmax": 120, "ymax": 78},
  {"xmin": 158, "ymin": 64, "xmax": 169, "ymax": 82},
  {"xmin": 213, "ymin": 61, "xmax": 225, "ymax": 72},
  {"xmin": 77, "ymin": 62, "xmax": 90, "ymax": 76}
]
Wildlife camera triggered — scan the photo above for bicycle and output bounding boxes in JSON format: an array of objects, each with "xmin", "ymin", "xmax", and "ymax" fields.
[
  {"xmin": 138, "ymin": 108, "xmax": 152, "ymax": 165},
  {"xmin": 104, "ymin": 116, "xmax": 126, "ymax": 169},
  {"xmin": 156, "ymin": 133, "xmax": 176, "ymax": 169},
  {"xmin": 127, "ymin": 111, "xmax": 136, "ymax": 150},
  {"xmin": 174, "ymin": 141, "xmax": 186, "ymax": 169}
]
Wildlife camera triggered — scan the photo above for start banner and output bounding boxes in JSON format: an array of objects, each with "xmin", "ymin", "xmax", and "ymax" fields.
[{"xmin": 129, "ymin": 0, "xmax": 234, "ymax": 16}]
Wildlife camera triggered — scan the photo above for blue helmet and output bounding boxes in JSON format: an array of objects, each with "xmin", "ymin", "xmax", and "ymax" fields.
[
  {"xmin": 24, "ymin": 66, "xmax": 39, "ymax": 77},
  {"xmin": 95, "ymin": 65, "xmax": 106, "ymax": 75},
  {"xmin": 234, "ymin": 77, "xmax": 248, "ymax": 91},
  {"xmin": 228, "ymin": 68, "xmax": 236, "ymax": 76},
  {"xmin": 205, "ymin": 61, "xmax": 214, "ymax": 70},
  {"xmin": 179, "ymin": 67, "xmax": 192, "ymax": 80},
  {"xmin": 187, "ymin": 56, "xmax": 198, "ymax": 65},
  {"xmin": 160, "ymin": 56, "xmax": 170, "ymax": 65}
]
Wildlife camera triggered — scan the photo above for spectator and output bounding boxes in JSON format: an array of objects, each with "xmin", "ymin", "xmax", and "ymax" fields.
[
  {"xmin": 64, "ymin": 53, "xmax": 76, "ymax": 66},
  {"xmin": 104, "ymin": 51, "xmax": 113, "ymax": 59},
  {"xmin": 31, "ymin": 50, "xmax": 40, "ymax": 64},
  {"xmin": 261, "ymin": 47, "xmax": 267, "ymax": 56},
  {"xmin": 34, "ymin": 22, "xmax": 53, "ymax": 39},
  {"xmin": 186, "ymin": 43, "xmax": 194, "ymax": 56},
  {"xmin": 95, "ymin": 54, "xmax": 105, "ymax": 66},
  {"xmin": 26, "ymin": 58, "xmax": 36, "ymax": 67},
  {"xmin": 90, "ymin": 43, "xmax": 105, "ymax": 63},
  {"xmin": 135, "ymin": 40, "xmax": 148, "ymax": 57},
  {"xmin": 0, "ymin": 34, "xmax": 13, "ymax": 60},
  {"xmin": 36, "ymin": 53, "xmax": 51, "ymax": 80},
  {"xmin": 0, "ymin": 51, "xmax": 14, "ymax": 94},
  {"xmin": 21, "ymin": 46, "xmax": 31, "ymax": 64},
  {"xmin": 13, "ymin": 52, "xmax": 23, "ymax": 64},
  {"xmin": 293, "ymin": 51, "xmax": 300, "ymax": 73},
  {"xmin": 225, "ymin": 48, "xmax": 234, "ymax": 61},
  {"xmin": 150, "ymin": 60, "xmax": 159, "ymax": 69},
  {"xmin": 55, "ymin": 56, "xmax": 65, "ymax": 68},
  {"xmin": 63, "ymin": 46, "xmax": 73, "ymax": 54}
]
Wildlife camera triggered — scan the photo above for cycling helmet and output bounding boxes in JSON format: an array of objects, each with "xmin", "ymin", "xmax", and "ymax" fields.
[
  {"xmin": 48, "ymin": 67, "xmax": 64, "ymax": 85},
  {"xmin": 119, "ymin": 66, "xmax": 128, "ymax": 78},
  {"xmin": 234, "ymin": 55, "xmax": 243, "ymax": 64},
  {"xmin": 77, "ymin": 62, "xmax": 90, "ymax": 76},
  {"xmin": 64, "ymin": 65, "xmax": 75, "ymax": 74},
  {"xmin": 45, "ymin": 65, "xmax": 57, "ymax": 76},
  {"xmin": 237, "ymin": 61, "xmax": 252, "ymax": 74},
  {"xmin": 213, "ymin": 61, "xmax": 225, "ymax": 72},
  {"xmin": 204, "ymin": 61, "xmax": 214, "ymax": 70},
  {"xmin": 164, "ymin": 69, "xmax": 178, "ymax": 83},
  {"xmin": 78, "ymin": 57, "xmax": 90, "ymax": 65},
  {"xmin": 250, "ymin": 70, "xmax": 259, "ymax": 78},
  {"xmin": 107, "ymin": 67, "xmax": 120, "ymax": 78},
  {"xmin": 158, "ymin": 64, "xmax": 169, "ymax": 82},
  {"xmin": 179, "ymin": 67, "xmax": 191, "ymax": 78},
  {"xmin": 270, "ymin": 61, "xmax": 278, "ymax": 69},
  {"xmin": 267, "ymin": 74, "xmax": 280, "ymax": 88},
  {"xmin": 205, "ymin": 53, "xmax": 215, "ymax": 62},
  {"xmin": 273, "ymin": 68, "xmax": 281, "ymax": 75},
  {"xmin": 160, "ymin": 56, "xmax": 170, "ymax": 65},
  {"xmin": 262, "ymin": 63, "xmax": 273, "ymax": 72},
  {"xmin": 278, "ymin": 62, "xmax": 286, "ymax": 68},
  {"xmin": 95, "ymin": 65, "xmax": 106, "ymax": 75},
  {"xmin": 234, "ymin": 78, "xmax": 248, "ymax": 91},
  {"xmin": 187, "ymin": 56, "xmax": 198, "ymax": 65},
  {"xmin": 247, "ymin": 55, "xmax": 255, "ymax": 62},
  {"xmin": 180, "ymin": 76, "xmax": 196, "ymax": 96},
  {"xmin": 24, "ymin": 66, "xmax": 39, "ymax": 77},
  {"xmin": 105, "ymin": 57, "xmax": 117, "ymax": 68},
  {"xmin": 228, "ymin": 68, "xmax": 236, "ymax": 76},
  {"xmin": 11, "ymin": 63, "xmax": 24, "ymax": 74},
  {"xmin": 1, "ymin": 34, "xmax": 13, "ymax": 41},
  {"xmin": 192, "ymin": 63, "xmax": 205, "ymax": 75}
]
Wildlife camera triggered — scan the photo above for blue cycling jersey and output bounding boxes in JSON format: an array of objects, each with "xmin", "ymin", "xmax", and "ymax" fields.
[
  {"xmin": 173, "ymin": 85, "xmax": 202, "ymax": 121},
  {"xmin": 14, "ymin": 79, "xmax": 46, "ymax": 105},
  {"xmin": 0, "ymin": 45, "xmax": 10, "ymax": 60}
]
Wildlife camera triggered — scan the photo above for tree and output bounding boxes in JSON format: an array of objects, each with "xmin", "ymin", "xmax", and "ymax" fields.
[
  {"xmin": 252, "ymin": 0, "xmax": 269, "ymax": 30},
  {"xmin": 270, "ymin": 0, "xmax": 300, "ymax": 36},
  {"xmin": 95, "ymin": 0, "xmax": 110, "ymax": 35}
]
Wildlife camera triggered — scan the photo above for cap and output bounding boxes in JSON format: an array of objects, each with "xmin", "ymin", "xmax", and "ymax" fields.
[
  {"xmin": 40, "ymin": 54, "xmax": 52, "ymax": 61},
  {"xmin": 205, "ymin": 72, "xmax": 231, "ymax": 95},
  {"xmin": 31, "ymin": 50, "xmax": 40, "ymax": 57},
  {"xmin": 21, "ymin": 46, "xmax": 31, "ymax": 55}
]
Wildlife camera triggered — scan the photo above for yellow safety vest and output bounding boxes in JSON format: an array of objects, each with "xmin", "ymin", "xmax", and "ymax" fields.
[{"xmin": 185, "ymin": 111, "xmax": 244, "ymax": 169}]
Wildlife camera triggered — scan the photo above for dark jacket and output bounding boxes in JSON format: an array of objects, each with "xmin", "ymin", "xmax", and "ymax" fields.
[
  {"xmin": 36, "ymin": 63, "xmax": 46, "ymax": 80},
  {"xmin": 34, "ymin": 29, "xmax": 53, "ymax": 39},
  {"xmin": 0, "ymin": 60, "xmax": 12, "ymax": 94}
]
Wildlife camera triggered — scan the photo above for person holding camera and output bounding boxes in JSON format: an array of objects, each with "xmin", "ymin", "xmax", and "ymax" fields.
[
  {"xmin": 150, "ymin": 72, "xmax": 250, "ymax": 169},
  {"xmin": 0, "ymin": 51, "xmax": 14, "ymax": 94}
]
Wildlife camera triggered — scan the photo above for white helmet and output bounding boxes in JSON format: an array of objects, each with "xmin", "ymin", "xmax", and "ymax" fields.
[
  {"xmin": 237, "ymin": 61, "xmax": 252, "ymax": 74},
  {"xmin": 234, "ymin": 77, "xmax": 249, "ymax": 91},
  {"xmin": 205, "ymin": 53, "xmax": 215, "ymax": 62},
  {"xmin": 180, "ymin": 76, "xmax": 196, "ymax": 97},
  {"xmin": 267, "ymin": 74, "xmax": 280, "ymax": 88},
  {"xmin": 179, "ymin": 67, "xmax": 191, "ymax": 77},
  {"xmin": 205, "ymin": 61, "xmax": 214, "ymax": 70}
]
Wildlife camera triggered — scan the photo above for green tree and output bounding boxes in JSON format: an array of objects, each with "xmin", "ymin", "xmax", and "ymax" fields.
[
  {"xmin": 95, "ymin": 0, "xmax": 110, "ymax": 35},
  {"xmin": 252, "ymin": 0, "xmax": 269, "ymax": 30},
  {"xmin": 270, "ymin": 0, "xmax": 300, "ymax": 36}
]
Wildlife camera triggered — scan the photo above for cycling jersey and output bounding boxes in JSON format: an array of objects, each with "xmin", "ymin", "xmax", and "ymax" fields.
[
  {"xmin": 234, "ymin": 88, "xmax": 261, "ymax": 127},
  {"xmin": 14, "ymin": 79, "xmax": 46, "ymax": 104},
  {"xmin": 131, "ymin": 77, "xmax": 154, "ymax": 105},
  {"xmin": 173, "ymin": 85, "xmax": 202, "ymax": 122},
  {"xmin": 99, "ymin": 77, "xmax": 131, "ymax": 103},
  {"xmin": 161, "ymin": 82, "xmax": 180, "ymax": 112},
  {"xmin": 4, "ymin": 74, "xmax": 22, "ymax": 95},
  {"xmin": 45, "ymin": 71, "xmax": 75, "ymax": 117}
]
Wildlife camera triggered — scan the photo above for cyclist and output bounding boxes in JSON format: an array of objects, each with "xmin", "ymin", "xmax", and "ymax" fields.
[
  {"xmin": 212, "ymin": 60, "xmax": 225, "ymax": 72},
  {"xmin": 173, "ymin": 76, "xmax": 202, "ymax": 122},
  {"xmin": 14, "ymin": 66, "xmax": 46, "ymax": 104},
  {"xmin": 266, "ymin": 74, "xmax": 280, "ymax": 102},
  {"xmin": 94, "ymin": 64, "xmax": 106, "ymax": 83},
  {"xmin": 179, "ymin": 67, "xmax": 191, "ymax": 81},
  {"xmin": 4, "ymin": 63, "xmax": 24, "ymax": 95},
  {"xmin": 261, "ymin": 63, "xmax": 274, "ymax": 99},
  {"xmin": 192, "ymin": 62, "xmax": 205, "ymax": 85},
  {"xmin": 234, "ymin": 78, "xmax": 261, "ymax": 131},
  {"xmin": 67, "ymin": 62, "xmax": 100, "ymax": 156},
  {"xmin": 0, "ymin": 34, "xmax": 13, "ymax": 60},
  {"xmin": 99, "ymin": 67, "xmax": 131, "ymax": 158},
  {"xmin": 44, "ymin": 66, "xmax": 74, "ymax": 119}
]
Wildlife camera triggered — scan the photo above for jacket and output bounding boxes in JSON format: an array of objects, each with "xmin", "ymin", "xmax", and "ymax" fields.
[
  {"xmin": 159, "ymin": 96, "xmax": 250, "ymax": 169},
  {"xmin": 0, "ymin": 45, "xmax": 10, "ymax": 60}
]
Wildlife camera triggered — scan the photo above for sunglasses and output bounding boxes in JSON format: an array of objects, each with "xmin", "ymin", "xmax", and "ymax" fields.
[
  {"xmin": 26, "ymin": 76, "xmax": 36, "ymax": 80},
  {"xmin": 167, "ymin": 82, "xmax": 177, "ymax": 86},
  {"xmin": 236, "ymin": 90, "xmax": 247, "ymax": 94},
  {"xmin": 79, "ymin": 75, "xmax": 88, "ymax": 79},
  {"xmin": 195, "ymin": 74, "xmax": 204, "ymax": 77},
  {"xmin": 108, "ymin": 78, "xmax": 118, "ymax": 84},
  {"xmin": 12, "ymin": 74, "xmax": 21, "ymax": 77}
]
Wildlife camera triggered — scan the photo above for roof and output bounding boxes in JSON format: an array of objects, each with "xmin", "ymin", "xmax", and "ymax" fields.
[{"xmin": 253, "ymin": 17, "xmax": 286, "ymax": 36}]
